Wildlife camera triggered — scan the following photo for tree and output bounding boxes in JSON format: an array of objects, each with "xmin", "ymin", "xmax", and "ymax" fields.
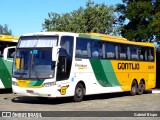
[
  {"xmin": 0, "ymin": 24, "xmax": 12, "ymax": 35},
  {"xmin": 116, "ymin": 0, "xmax": 160, "ymax": 42},
  {"xmin": 43, "ymin": 0, "xmax": 120, "ymax": 35}
]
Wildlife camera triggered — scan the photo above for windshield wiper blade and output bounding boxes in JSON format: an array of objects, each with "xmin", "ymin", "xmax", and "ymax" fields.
[{"xmin": 15, "ymin": 71, "xmax": 27, "ymax": 75}]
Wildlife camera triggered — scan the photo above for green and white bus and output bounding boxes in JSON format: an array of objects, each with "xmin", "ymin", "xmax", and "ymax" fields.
[
  {"xmin": 9, "ymin": 32, "xmax": 156, "ymax": 102},
  {"xmin": 0, "ymin": 35, "xmax": 18, "ymax": 89}
]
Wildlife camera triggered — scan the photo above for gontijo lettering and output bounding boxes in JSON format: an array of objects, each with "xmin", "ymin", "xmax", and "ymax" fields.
[{"xmin": 118, "ymin": 63, "xmax": 140, "ymax": 70}]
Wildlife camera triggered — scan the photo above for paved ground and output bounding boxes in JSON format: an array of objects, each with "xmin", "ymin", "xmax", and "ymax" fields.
[{"xmin": 0, "ymin": 89, "xmax": 159, "ymax": 120}]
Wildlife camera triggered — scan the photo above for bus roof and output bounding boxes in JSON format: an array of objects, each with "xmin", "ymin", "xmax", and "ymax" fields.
[
  {"xmin": 21, "ymin": 32, "xmax": 78, "ymax": 37},
  {"xmin": 0, "ymin": 35, "xmax": 19, "ymax": 42},
  {"xmin": 79, "ymin": 33, "xmax": 155, "ymax": 47},
  {"xmin": 20, "ymin": 32, "xmax": 154, "ymax": 48}
]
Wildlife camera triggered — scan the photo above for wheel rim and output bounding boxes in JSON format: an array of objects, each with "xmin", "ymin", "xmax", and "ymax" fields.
[
  {"xmin": 138, "ymin": 81, "xmax": 144, "ymax": 92},
  {"xmin": 76, "ymin": 87, "xmax": 82, "ymax": 98},
  {"xmin": 132, "ymin": 82, "xmax": 136, "ymax": 93}
]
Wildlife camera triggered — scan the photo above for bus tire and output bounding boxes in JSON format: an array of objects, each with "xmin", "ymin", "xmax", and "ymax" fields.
[
  {"xmin": 130, "ymin": 80, "xmax": 137, "ymax": 96},
  {"xmin": 74, "ymin": 83, "xmax": 84, "ymax": 102},
  {"xmin": 137, "ymin": 80, "xmax": 145, "ymax": 95}
]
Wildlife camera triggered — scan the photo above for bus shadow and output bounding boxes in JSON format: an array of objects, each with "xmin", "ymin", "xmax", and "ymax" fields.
[
  {"xmin": 84, "ymin": 92, "xmax": 130, "ymax": 101},
  {"xmin": 85, "ymin": 90, "xmax": 152, "ymax": 101},
  {"xmin": 11, "ymin": 96, "xmax": 73, "ymax": 105},
  {"xmin": 0, "ymin": 89, "xmax": 12, "ymax": 94},
  {"xmin": 11, "ymin": 90, "xmax": 152, "ymax": 105}
]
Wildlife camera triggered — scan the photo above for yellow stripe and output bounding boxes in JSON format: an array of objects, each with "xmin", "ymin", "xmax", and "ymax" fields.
[
  {"xmin": 0, "ymin": 35, "xmax": 19, "ymax": 42},
  {"xmin": 82, "ymin": 33, "xmax": 154, "ymax": 47},
  {"xmin": 17, "ymin": 80, "xmax": 43, "ymax": 88}
]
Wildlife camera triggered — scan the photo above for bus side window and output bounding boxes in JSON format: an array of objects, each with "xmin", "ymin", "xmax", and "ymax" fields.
[
  {"xmin": 141, "ymin": 47, "xmax": 148, "ymax": 61},
  {"xmin": 119, "ymin": 44, "xmax": 127, "ymax": 60},
  {"xmin": 139, "ymin": 47, "xmax": 142, "ymax": 61},
  {"xmin": 130, "ymin": 46, "xmax": 139, "ymax": 60},
  {"xmin": 76, "ymin": 38, "xmax": 91, "ymax": 58},
  {"xmin": 139, "ymin": 47, "xmax": 146, "ymax": 61},
  {"xmin": 148, "ymin": 48, "xmax": 154, "ymax": 61},
  {"xmin": 105, "ymin": 42, "xmax": 116, "ymax": 59},
  {"xmin": 60, "ymin": 36, "xmax": 74, "ymax": 56},
  {"xmin": 91, "ymin": 41, "xmax": 103, "ymax": 58},
  {"xmin": 8, "ymin": 48, "xmax": 16, "ymax": 58},
  {"xmin": 76, "ymin": 49, "xmax": 82, "ymax": 58},
  {"xmin": 115, "ymin": 45, "xmax": 119, "ymax": 59},
  {"xmin": 127, "ymin": 47, "xmax": 131, "ymax": 60}
]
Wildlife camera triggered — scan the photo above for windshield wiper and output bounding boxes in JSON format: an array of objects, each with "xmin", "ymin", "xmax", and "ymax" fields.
[{"xmin": 15, "ymin": 70, "xmax": 27, "ymax": 75}]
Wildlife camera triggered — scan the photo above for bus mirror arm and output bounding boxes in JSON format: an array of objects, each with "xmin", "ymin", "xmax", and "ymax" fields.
[
  {"xmin": 52, "ymin": 46, "xmax": 61, "ymax": 61},
  {"xmin": 3, "ymin": 46, "xmax": 16, "ymax": 61}
]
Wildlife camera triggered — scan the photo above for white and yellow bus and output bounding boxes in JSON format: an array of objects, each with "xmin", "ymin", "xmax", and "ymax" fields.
[
  {"xmin": 0, "ymin": 35, "xmax": 18, "ymax": 89},
  {"xmin": 8, "ymin": 32, "xmax": 156, "ymax": 102}
]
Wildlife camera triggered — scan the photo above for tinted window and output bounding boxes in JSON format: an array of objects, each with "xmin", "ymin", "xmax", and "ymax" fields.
[
  {"xmin": 139, "ymin": 47, "xmax": 147, "ymax": 61},
  {"xmin": 119, "ymin": 44, "xmax": 127, "ymax": 60},
  {"xmin": 130, "ymin": 46, "xmax": 139, "ymax": 60},
  {"xmin": 91, "ymin": 40, "xmax": 103, "ymax": 58},
  {"xmin": 147, "ymin": 48, "xmax": 154, "ymax": 61},
  {"xmin": 75, "ymin": 37, "xmax": 155, "ymax": 62},
  {"xmin": 105, "ymin": 42, "xmax": 117, "ymax": 59},
  {"xmin": 60, "ymin": 36, "xmax": 74, "ymax": 56},
  {"xmin": 76, "ymin": 38, "xmax": 91, "ymax": 58}
]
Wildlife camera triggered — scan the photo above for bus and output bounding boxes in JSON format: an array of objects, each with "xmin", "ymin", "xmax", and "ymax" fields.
[
  {"xmin": 0, "ymin": 35, "xmax": 18, "ymax": 89},
  {"xmin": 8, "ymin": 32, "xmax": 156, "ymax": 102}
]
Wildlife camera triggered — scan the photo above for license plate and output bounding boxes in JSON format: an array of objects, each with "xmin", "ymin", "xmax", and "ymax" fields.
[{"xmin": 26, "ymin": 90, "xmax": 34, "ymax": 93}]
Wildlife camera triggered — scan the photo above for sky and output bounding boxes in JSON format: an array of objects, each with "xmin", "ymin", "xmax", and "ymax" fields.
[{"xmin": 0, "ymin": 0, "xmax": 122, "ymax": 36}]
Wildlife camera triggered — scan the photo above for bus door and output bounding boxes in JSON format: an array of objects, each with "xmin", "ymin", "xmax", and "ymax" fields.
[{"xmin": 56, "ymin": 36, "xmax": 74, "ymax": 81}]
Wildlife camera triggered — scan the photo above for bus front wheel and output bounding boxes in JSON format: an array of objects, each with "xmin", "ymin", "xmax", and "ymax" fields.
[
  {"xmin": 74, "ymin": 83, "xmax": 84, "ymax": 102},
  {"xmin": 130, "ymin": 80, "xmax": 137, "ymax": 96}
]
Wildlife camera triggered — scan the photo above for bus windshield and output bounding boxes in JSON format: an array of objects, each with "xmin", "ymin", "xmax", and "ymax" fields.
[
  {"xmin": 12, "ymin": 35, "xmax": 58, "ymax": 79},
  {"xmin": 13, "ymin": 48, "xmax": 55, "ymax": 79}
]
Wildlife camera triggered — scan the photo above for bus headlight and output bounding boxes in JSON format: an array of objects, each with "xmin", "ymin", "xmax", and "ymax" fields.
[
  {"xmin": 43, "ymin": 82, "xmax": 55, "ymax": 87},
  {"xmin": 12, "ymin": 81, "xmax": 18, "ymax": 86}
]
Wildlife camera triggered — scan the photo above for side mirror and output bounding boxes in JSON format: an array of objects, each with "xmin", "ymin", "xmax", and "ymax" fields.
[
  {"xmin": 3, "ymin": 46, "xmax": 16, "ymax": 61},
  {"xmin": 52, "ymin": 46, "xmax": 61, "ymax": 61}
]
